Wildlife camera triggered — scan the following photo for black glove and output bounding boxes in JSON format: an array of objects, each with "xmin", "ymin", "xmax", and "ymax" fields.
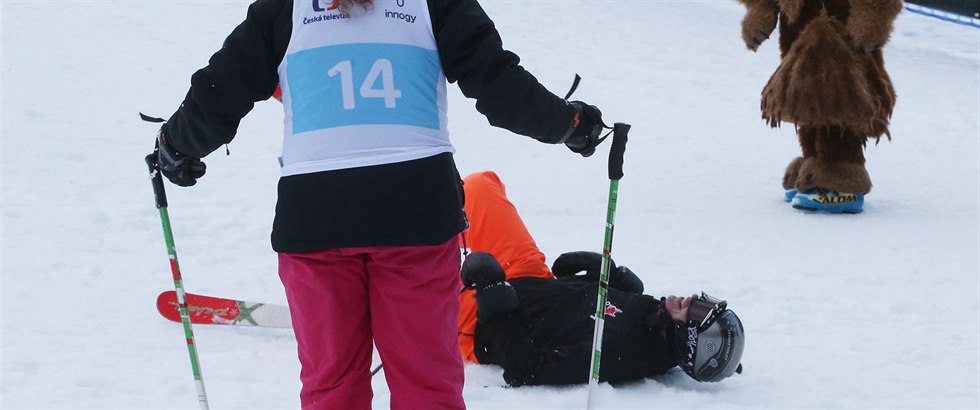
[
  {"xmin": 612, "ymin": 266, "xmax": 645, "ymax": 295},
  {"xmin": 461, "ymin": 251, "xmax": 506, "ymax": 290},
  {"xmin": 461, "ymin": 252, "xmax": 519, "ymax": 322},
  {"xmin": 565, "ymin": 101, "xmax": 607, "ymax": 157},
  {"xmin": 155, "ymin": 129, "xmax": 206, "ymax": 187},
  {"xmin": 552, "ymin": 250, "xmax": 607, "ymax": 280},
  {"xmin": 551, "ymin": 251, "xmax": 644, "ymax": 294}
]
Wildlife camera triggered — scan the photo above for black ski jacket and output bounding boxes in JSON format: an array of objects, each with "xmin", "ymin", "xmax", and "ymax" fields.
[
  {"xmin": 163, "ymin": 0, "xmax": 577, "ymax": 252},
  {"xmin": 473, "ymin": 276, "xmax": 682, "ymax": 386}
]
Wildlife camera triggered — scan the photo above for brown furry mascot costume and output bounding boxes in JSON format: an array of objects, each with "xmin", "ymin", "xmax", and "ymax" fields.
[{"xmin": 737, "ymin": 0, "xmax": 902, "ymax": 213}]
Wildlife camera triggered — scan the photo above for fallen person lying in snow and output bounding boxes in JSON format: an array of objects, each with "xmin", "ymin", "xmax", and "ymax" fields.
[{"xmin": 456, "ymin": 171, "xmax": 745, "ymax": 386}]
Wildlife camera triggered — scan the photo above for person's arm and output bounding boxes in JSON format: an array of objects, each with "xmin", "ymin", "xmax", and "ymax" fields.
[
  {"xmin": 501, "ymin": 338, "xmax": 594, "ymax": 386},
  {"xmin": 428, "ymin": 0, "xmax": 577, "ymax": 144},
  {"xmin": 163, "ymin": 0, "xmax": 291, "ymax": 158},
  {"xmin": 499, "ymin": 327, "xmax": 660, "ymax": 386}
]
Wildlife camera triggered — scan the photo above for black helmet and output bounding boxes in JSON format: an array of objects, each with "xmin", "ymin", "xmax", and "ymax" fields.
[{"xmin": 674, "ymin": 293, "xmax": 744, "ymax": 382}]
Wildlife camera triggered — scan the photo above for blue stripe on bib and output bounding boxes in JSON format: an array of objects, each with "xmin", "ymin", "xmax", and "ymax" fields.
[{"xmin": 287, "ymin": 43, "xmax": 441, "ymax": 133}]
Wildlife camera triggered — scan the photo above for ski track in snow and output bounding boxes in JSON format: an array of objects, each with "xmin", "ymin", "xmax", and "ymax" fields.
[{"xmin": 1, "ymin": 2, "xmax": 977, "ymax": 409}]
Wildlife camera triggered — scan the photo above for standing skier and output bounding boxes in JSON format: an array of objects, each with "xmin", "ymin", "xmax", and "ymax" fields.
[
  {"xmin": 457, "ymin": 172, "xmax": 745, "ymax": 386},
  {"xmin": 149, "ymin": 0, "xmax": 606, "ymax": 409}
]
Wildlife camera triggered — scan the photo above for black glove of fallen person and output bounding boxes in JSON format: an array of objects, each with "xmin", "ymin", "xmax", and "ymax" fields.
[
  {"xmin": 461, "ymin": 251, "xmax": 506, "ymax": 290},
  {"xmin": 461, "ymin": 252, "xmax": 519, "ymax": 322}
]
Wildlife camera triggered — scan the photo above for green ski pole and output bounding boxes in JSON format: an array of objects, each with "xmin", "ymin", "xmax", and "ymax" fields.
[
  {"xmin": 586, "ymin": 123, "xmax": 630, "ymax": 410},
  {"xmin": 146, "ymin": 153, "xmax": 210, "ymax": 410}
]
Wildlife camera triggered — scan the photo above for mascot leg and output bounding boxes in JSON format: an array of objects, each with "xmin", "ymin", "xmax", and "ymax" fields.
[
  {"xmin": 783, "ymin": 127, "xmax": 818, "ymax": 201},
  {"xmin": 790, "ymin": 126, "xmax": 871, "ymax": 214}
]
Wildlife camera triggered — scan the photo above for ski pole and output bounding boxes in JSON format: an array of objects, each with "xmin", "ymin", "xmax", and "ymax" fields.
[
  {"xmin": 146, "ymin": 153, "xmax": 210, "ymax": 410},
  {"xmin": 586, "ymin": 123, "xmax": 630, "ymax": 410}
]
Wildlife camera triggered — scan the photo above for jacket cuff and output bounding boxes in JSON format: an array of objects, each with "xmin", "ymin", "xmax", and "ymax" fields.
[{"xmin": 555, "ymin": 103, "xmax": 581, "ymax": 144}]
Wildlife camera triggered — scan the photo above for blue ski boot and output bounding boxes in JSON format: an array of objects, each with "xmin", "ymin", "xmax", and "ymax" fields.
[{"xmin": 791, "ymin": 188, "xmax": 864, "ymax": 214}]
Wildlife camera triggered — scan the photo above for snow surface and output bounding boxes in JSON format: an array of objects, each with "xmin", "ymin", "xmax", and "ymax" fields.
[{"xmin": 1, "ymin": 1, "xmax": 978, "ymax": 409}]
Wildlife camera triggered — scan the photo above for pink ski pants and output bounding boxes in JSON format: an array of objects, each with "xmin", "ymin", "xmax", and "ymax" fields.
[{"xmin": 279, "ymin": 239, "xmax": 465, "ymax": 410}]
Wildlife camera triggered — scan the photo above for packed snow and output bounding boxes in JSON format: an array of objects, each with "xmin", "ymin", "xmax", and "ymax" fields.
[{"xmin": 1, "ymin": 1, "xmax": 978, "ymax": 409}]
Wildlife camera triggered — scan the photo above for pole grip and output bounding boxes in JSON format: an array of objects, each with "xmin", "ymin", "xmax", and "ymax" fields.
[
  {"xmin": 145, "ymin": 153, "xmax": 168, "ymax": 209},
  {"xmin": 608, "ymin": 123, "xmax": 630, "ymax": 181}
]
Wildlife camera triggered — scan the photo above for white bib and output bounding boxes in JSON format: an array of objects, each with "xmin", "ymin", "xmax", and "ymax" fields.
[{"xmin": 278, "ymin": 0, "xmax": 451, "ymax": 176}]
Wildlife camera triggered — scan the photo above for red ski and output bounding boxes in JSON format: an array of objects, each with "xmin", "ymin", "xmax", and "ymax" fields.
[{"xmin": 156, "ymin": 290, "xmax": 292, "ymax": 328}]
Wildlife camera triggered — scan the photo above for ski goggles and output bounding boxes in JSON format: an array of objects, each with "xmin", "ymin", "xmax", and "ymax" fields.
[{"xmin": 686, "ymin": 292, "xmax": 727, "ymax": 332}]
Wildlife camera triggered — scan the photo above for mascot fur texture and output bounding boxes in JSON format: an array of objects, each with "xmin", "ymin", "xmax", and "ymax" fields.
[{"xmin": 737, "ymin": 0, "xmax": 902, "ymax": 195}]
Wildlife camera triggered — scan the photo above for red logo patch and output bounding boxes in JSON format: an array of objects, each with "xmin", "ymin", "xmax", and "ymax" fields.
[{"xmin": 604, "ymin": 302, "xmax": 622, "ymax": 317}]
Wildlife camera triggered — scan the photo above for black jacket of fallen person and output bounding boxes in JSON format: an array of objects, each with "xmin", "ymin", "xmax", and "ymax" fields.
[{"xmin": 473, "ymin": 275, "xmax": 682, "ymax": 386}]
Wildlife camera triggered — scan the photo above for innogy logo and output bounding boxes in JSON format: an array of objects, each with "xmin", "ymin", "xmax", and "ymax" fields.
[{"xmin": 313, "ymin": 0, "xmax": 339, "ymax": 12}]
